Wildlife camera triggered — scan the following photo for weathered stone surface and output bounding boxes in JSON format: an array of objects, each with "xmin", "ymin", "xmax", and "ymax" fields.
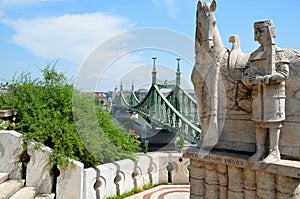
[
  {"xmin": 204, "ymin": 163, "xmax": 218, "ymax": 185},
  {"xmin": 193, "ymin": 0, "xmax": 300, "ymax": 160},
  {"xmin": 187, "ymin": 2, "xmax": 300, "ymax": 198},
  {"xmin": 145, "ymin": 153, "xmax": 160, "ymax": 185},
  {"xmin": 190, "ymin": 178, "xmax": 204, "ymax": 196},
  {"xmin": 217, "ymin": 164, "xmax": 228, "ymax": 186},
  {"xmin": 95, "ymin": 163, "xmax": 118, "ymax": 199},
  {"xmin": 276, "ymin": 192, "xmax": 294, "ymax": 199},
  {"xmin": 157, "ymin": 153, "xmax": 169, "ymax": 183},
  {"xmin": 26, "ymin": 142, "xmax": 53, "ymax": 194},
  {"xmin": 172, "ymin": 156, "xmax": 189, "ymax": 184},
  {"xmin": 256, "ymin": 188, "xmax": 275, "ymax": 199},
  {"xmin": 10, "ymin": 187, "xmax": 37, "ymax": 199},
  {"xmin": 190, "ymin": 159, "xmax": 205, "ymax": 180},
  {"xmin": 185, "ymin": 149, "xmax": 300, "ymax": 198},
  {"xmin": 115, "ymin": 158, "xmax": 135, "ymax": 195},
  {"xmin": 205, "ymin": 183, "xmax": 219, "ymax": 199},
  {"xmin": 244, "ymin": 190, "xmax": 256, "ymax": 199},
  {"xmin": 256, "ymin": 171, "xmax": 276, "ymax": 199},
  {"xmin": 190, "ymin": 194, "xmax": 204, "ymax": 199},
  {"xmin": 0, "ymin": 130, "xmax": 23, "ymax": 179},
  {"xmin": 276, "ymin": 175, "xmax": 300, "ymax": 197},
  {"xmin": 219, "ymin": 186, "xmax": 228, "ymax": 199},
  {"xmin": 56, "ymin": 160, "xmax": 84, "ymax": 199},
  {"xmin": 256, "ymin": 171, "xmax": 275, "ymax": 191},
  {"xmin": 228, "ymin": 166, "xmax": 243, "ymax": 192},
  {"xmin": 243, "ymin": 169, "xmax": 256, "ymax": 191},
  {"xmin": 0, "ymin": 173, "xmax": 9, "ymax": 184},
  {"xmin": 0, "ymin": 179, "xmax": 25, "ymax": 198},
  {"xmin": 134, "ymin": 155, "xmax": 151, "ymax": 188},
  {"xmin": 228, "ymin": 190, "xmax": 243, "ymax": 199},
  {"xmin": 184, "ymin": 148, "xmax": 300, "ymax": 178},
  {"xmin": 34, "ymin": 193, "xmax": 56, "ymax": 199},
  {"xmin": 83, "ymin": 168, "xmax": 96, "ymax": 199}
]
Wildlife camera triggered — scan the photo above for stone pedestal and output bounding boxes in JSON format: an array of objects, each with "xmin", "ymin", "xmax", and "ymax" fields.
[{"xmin": 183, "ymin": 147, "xmax": 300, "ymax": 199}]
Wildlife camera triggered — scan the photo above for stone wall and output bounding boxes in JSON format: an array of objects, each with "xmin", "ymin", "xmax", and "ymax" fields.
[
  {"xmin": 184, "ymin": 147, "xmax": 300, "ymax": 199},
  {"xmin": 84, "ymin": 152, "xmax": 190, "ymax": 199},
  {"xmin": 0, "ymin": 130, "xmax": 190, "ymax": 199}
]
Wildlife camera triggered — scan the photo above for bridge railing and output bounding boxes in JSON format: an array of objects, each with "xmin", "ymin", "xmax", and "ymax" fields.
[
  {"xmin": 0, "ymin": 130, "xmax": 190, "ymax": 199},
  {"xmin": 127, "ymin": 85, "xmax": 201, "ymax": 143},
  {"xmin": 175, "ymin": 85, "xmax": 199, "ymax": 125}
]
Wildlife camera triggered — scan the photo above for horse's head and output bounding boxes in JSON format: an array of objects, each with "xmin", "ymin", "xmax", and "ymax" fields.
[{"xmin": 196, "ymin": 0, "xmax": 217, "ymax": 52}]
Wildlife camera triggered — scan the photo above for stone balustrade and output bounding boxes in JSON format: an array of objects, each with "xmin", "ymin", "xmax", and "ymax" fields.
[
  {"xmin": 184, "ymin": 148, "xmax": 300, "ymax": 199},
  {"xmin": 0, "ymin": 130, "xmax": 190, "ymax": 199}
]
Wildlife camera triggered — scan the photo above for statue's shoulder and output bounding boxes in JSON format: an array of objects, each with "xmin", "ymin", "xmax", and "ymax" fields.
[
  {"xmin": 274, "ymin": 46, "xmax": 284, "ymax": 52},
  {"xmin": 275, "ymin": 46, "xmax": 290, "ymax": 64},
  {"xmin": 249, "ymin": 47, "xmax": 263, "ymax": 61},
  {"xmin": 249, "ymin": 48, "xmax": 259, "ymax": 57}
]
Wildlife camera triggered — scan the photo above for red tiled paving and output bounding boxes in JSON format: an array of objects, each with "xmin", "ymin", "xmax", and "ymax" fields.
[{"xmin": 125, "ymin": 185, "xmax": 190, "ymax": 199}]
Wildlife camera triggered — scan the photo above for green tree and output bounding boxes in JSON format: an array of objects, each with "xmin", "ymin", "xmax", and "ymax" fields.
[{"xmin": 0, "ymin": 66, "xmax": 140, "ymax": 168}]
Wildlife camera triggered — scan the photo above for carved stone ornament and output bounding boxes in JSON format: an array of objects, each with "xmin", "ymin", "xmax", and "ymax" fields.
[{"xmin": 192, "ymin": 0, "xmax": 300, "ymax": 160}]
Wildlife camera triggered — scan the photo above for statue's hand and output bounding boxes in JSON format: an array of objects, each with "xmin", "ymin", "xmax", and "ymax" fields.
[
  {"xmin": 242, "ymin": 75, "xmax": 254, "ymax": 85},
  {"xmin": 252, "ymin": 75, "xmax": 272, "ymax": 84}
]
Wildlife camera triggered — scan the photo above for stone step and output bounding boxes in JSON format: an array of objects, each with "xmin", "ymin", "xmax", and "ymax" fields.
[
  {"xmin": 10, "ymin": 187, "xmax": 37, "ymax": 199},
  {"xmin": 0, "ymin": 179, "xmax": 25, "ymax": 199},
  {"xmin": 34, "ymin": 193, "xmax": 55, "ymax": 199},
  {"xmin": 0, "ymin": 173, "xmax": 9, "ymax": 184}
]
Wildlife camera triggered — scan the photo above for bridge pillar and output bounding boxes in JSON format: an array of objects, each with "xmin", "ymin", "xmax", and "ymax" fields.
[
  {"xmin": 176, "ymin": 58, "xmax": 181, "ymax": 86},
  {"xmin": 152, "ymin": 57, "xmax": 157, "ymax": 84}
]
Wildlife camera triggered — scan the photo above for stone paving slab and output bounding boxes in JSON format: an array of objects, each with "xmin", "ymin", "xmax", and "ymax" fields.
[{"xmin": 125, "ymin": 185, "xmax": 190, "ymax": 199}]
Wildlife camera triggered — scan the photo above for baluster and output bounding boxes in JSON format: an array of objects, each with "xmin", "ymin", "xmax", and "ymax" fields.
[
  {"xmin": 160, "ymin": 100, "xmax": 163, "ymax": 123},
  {"xmin": 162, "ymin": 101, "xmax": 166, "ymax": 123},
  {"xmin": 193, "ymin": 103, "xmax": 199, "ymax": 125}
]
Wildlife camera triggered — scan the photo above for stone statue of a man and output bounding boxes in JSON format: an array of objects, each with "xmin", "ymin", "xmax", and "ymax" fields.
[{"xmin": 242, "ymin": 20, "xmax": 290, "ymax": 163}]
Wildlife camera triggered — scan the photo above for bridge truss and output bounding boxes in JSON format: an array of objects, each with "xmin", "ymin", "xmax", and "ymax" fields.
[{"xmin": 114, "ymin": 83, "xmax": 201, "ymax": 144}]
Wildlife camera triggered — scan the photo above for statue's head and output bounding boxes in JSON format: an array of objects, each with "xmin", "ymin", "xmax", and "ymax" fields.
[
  {"xmin": 196, "ymin": 0, "xmax": 217, "ymax": 52},
  {"xmin": 254, "ymin": 20, "xmax": 276, "ymax": 45}
]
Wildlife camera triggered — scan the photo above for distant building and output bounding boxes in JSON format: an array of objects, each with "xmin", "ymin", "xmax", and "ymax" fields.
[
  {"xmin": 134, "ymin": 88, "xmax": 148, "ymax": 101},
  {"xmin": 94, "ymin": 92, "xmax": 107, "ymax": 103},
  {"xmin": 0, "ymin": 89, "xmax": 7, "ymax": 96}
]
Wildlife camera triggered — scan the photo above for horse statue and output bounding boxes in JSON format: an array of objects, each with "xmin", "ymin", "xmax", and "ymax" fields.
[{"xmin": 192, "ymin": 0, "xmax": 300, "ymax": 160}]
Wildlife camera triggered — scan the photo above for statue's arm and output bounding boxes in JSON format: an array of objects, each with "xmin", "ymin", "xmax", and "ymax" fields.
[
  {"xmin": 245, "ymin": 63, "xmax": 289, "ymax": 85},
  {"xmin": 241, "ymin": 63, "xmax": 253, "ymax": 86},
  {"xmin": 268, "ymin": 63, "xmax": 289, "ymax": 84},
  {"xmin": 267, "ymin": 49, "xmax": 290, "ymax": 84}
]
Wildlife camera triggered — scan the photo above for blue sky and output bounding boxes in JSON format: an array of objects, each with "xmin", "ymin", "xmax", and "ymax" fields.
[{"xmin": 1, "ymin": 0, "xmax": 299, "ymax": 91}]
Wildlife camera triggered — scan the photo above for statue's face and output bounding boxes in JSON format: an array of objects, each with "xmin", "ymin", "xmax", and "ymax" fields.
[
  {"xmin": 254, "ymin": 26, "xmax": 271, "ymax": 46},
  {"xmin": 196, "ymin": 1, "xmax": 217, "ymax": 52}
]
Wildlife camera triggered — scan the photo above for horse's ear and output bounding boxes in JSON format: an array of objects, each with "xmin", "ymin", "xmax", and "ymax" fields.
[
  {"xmin": 197, "ymin": 1, "xmax": 203, "ymax": 11},
  {"xmin": 211, "ymin": 0, "xmax": 217, "ymax": 12}
]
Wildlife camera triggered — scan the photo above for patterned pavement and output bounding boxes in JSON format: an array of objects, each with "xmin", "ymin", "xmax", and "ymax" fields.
[{"xmin": 125, "ymin": 185, "xmax": 190, "ymax": 199}]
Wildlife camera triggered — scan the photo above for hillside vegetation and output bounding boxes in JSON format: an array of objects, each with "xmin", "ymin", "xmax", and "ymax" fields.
[{"xmin": 0, "ymin": 66, "xmax": 140, "ymax": 168}]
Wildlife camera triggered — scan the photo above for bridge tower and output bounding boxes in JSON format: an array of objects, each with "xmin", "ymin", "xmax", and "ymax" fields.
[
  {"xmin": 131, "ymin": 80, "xmax": 134, "ymax": 92},
  {"xmin": 152, "ymin": 57, "xmax": 157, "ymax": 84},
  {"xmin": 176, "ymin": 58, "xmax": 181, "ymax": 86},
  {"xmin": 120, "ymin": 81, "xmax": 123, "ymax": 91}
]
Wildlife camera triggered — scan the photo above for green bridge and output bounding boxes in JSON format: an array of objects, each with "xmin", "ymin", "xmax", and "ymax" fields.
[{"xmin": 113, "ymin": 58, "xmax": 201, "ymax": 144}]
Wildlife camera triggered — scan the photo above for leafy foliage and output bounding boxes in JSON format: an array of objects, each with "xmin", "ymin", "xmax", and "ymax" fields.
[
  {"xmin": 73, "ymin": 91, "xmax": 141, "ymax": 163},
  {"xmin": 0, "ymin": 66, "xmax": 140, "ymax": 168},
  {"xmin": 96, "ymin": 109, "xmax": 141, "ymax": 158}
]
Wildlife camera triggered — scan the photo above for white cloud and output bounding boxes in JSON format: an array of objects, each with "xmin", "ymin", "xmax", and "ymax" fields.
[{"xmin": 2, "ymin": 12, "xmax": 134, "ymax": 64}]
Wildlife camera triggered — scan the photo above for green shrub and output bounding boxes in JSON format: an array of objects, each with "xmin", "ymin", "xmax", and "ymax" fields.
[{"xmin": 0, "ymin": 65, "xmax": 140, "ymax": 168}]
